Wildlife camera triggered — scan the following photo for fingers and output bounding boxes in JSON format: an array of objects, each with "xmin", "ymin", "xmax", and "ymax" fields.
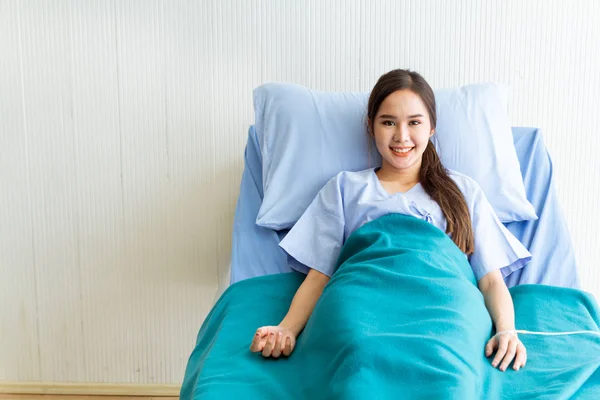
[
  {"xmin": 250, "ymin": 327, "xmax": 269, "ymax": 353},
  {"xmin": 262, "ymin": 332, "xmax": 277, "ymax": 357},
  {"xmin": 251, "ymin": 327, "xmax": 296, "ymax": 358},
  {"xmin": 491, "ymin": 335, "xmax": 509, "ymax": 369},
  {"xmin": 282, "ymin": 336, "xmax": 294, "ymax": 357},
  {"xmin": 489, "ymin": 333, "xmax": 527, "ymax": 373},
  {"xmin": 271, "ymin": 332, "xmax": 283, "ymax": 358},
  {"xmin": 485, "ymin": 337, "xmax": 497, "ymax": 358},
  {"xmin": 250, "ymin": 331, "xmax": 263, "ymax": 352},
  {"xmin": 499, "ymin": 340, "xmax": 518, "ymax": 372},
  {"xmin": 512, "ymin": 342, "xmax": 527, "ymax": 371}
]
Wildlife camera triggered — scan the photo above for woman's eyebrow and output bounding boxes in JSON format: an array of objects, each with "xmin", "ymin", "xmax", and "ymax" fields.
[{"xmin": 378, "ymin": 113, "xmax": 424, "ymax": 119}]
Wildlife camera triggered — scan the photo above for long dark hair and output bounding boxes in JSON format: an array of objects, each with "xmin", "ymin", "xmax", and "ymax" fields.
[{"xmin": 367, "ymin": 69, "xmax": 474, "ymax": 255}]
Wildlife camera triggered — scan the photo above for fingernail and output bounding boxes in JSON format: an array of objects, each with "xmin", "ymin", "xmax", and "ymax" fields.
[
  {"xmin": 501, "ymin": 367, "xmax": 505, "ymax": 371},
  {"xmin": 492, "ymin": 363, "xmax": 497, "ymax": 367}
]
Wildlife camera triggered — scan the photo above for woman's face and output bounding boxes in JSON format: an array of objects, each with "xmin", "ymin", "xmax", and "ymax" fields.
[{"xmin": 371, "ymin": 89, "xmax": 434, "ymax": 174}]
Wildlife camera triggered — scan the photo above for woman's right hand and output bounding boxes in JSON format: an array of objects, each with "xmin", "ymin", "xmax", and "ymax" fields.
[{"xmin": 250, "ymin": 326, "xmax": 296, "ymax": 358}]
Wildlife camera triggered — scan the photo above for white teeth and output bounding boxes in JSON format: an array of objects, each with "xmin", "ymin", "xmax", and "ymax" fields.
[{"xmin": 391, "ymin": 147, "xmax": 413, "ymax": 153}]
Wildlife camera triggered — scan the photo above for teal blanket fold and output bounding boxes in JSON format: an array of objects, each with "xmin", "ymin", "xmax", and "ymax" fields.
[{"xmin": 181, "ymin": 214, "xmax": 600, "ymax": 399}]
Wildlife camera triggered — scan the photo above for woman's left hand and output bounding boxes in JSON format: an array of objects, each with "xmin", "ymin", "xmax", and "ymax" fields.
[{"xmin": 485, "ymin": 331, "xmax": 527, "ymax": 372}]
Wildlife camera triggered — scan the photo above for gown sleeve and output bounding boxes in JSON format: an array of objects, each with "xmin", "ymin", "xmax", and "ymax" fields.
[
  {"xmin": 468, "ymin": 183, "xmax": 532, "ymax": 281},
  {"xmin": 279, "ymin": 173, "xmax": 346, "ymax": 277}
]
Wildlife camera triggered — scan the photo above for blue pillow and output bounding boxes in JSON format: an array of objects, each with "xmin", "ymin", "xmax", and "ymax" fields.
[
  {"xmin": 432, "ymin": 83, "xmax": 536, "ymax": 222},
  {"xmin": 253, "ymin": 82, "xmax": 536, "ymax": 230}
]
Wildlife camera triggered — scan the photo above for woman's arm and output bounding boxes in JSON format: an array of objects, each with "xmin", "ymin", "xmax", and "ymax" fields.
[
  {"xmin": 478, "ymin": 270, "xmax": 515, "ymax": 332},
  {"xmin": 280, "ymin": 268, "xmax": 331, "ymax": 336},
  {"xmin": 478, "ymin": 270, "xmax": 527, "ymax": 371},
  {"xmin": 250, "ymin": 268, "xmax": 330, "ymax": 358}
]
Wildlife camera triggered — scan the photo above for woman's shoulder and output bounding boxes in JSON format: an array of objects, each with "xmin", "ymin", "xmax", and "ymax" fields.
[
  {"xmin": 319, "ymin": 168, "xmax": 376, "ymax": 199},
  {"xmin": 328, "ymin": 168, "xmax": 376, "ymax": 186}
]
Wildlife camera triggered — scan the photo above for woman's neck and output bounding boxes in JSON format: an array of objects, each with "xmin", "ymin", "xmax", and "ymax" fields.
[
  {"xmin": 377, "ymin": 161, "xmax": 420, "ymax": 184},
  {"xmin": 376, "ymin": 161, "xmax": 421, "ymax": 193}
]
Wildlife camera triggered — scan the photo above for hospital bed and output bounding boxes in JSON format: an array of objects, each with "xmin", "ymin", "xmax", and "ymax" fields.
[
  {"xmin": 228, "ymin": 125, "xmax": 580, "ymax": 289},
  {"xmin": 181, "ymin": 126, "xmax": 599, "ymax": 399}
]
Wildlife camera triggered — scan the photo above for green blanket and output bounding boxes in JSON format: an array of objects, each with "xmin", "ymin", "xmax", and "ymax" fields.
[{"xmin": 181, "ymin": 214, "xmax": 600, "ymax": 399}]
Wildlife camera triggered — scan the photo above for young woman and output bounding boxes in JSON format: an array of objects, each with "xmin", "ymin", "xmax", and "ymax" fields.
[{"xmin": 250, "ymin": 69, "xmax": 529, "ymax": 372}]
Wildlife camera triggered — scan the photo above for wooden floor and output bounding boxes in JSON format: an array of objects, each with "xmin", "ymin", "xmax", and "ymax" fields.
[{"xmin": 0, "ymin": 396, "xmax": 177, "ymax": 400}]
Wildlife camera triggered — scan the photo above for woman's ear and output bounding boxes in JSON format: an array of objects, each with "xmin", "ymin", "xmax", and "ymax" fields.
[
  {"xmin": 430, "ymin": 130, "xmax": 435, "ymax": 137},
  {"xmin": 367, "ymin": 118, "xmax": 373, "ymax": 137}
]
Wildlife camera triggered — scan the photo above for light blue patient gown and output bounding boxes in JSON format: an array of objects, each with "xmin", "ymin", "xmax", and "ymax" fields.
[{"xmin": 279, "ymin": 168, "xmax": 531, "ymax": 282}]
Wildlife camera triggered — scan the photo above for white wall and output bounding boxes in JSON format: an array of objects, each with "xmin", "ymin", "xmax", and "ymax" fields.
[{"xmin": 1, "ymin": 0, "xmax": 599, "ymax": 385}]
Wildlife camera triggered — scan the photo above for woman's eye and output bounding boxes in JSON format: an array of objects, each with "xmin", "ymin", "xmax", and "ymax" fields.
[
  {"xmin": 409, "ymin": 120, "xmax": 421, "ymax": 126},
  {"xmin": 383, "ymin": 120, "xmax": 395, "ymax": 126}
]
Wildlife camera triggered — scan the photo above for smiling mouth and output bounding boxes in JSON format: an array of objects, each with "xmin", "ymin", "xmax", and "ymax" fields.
[{"xmin": 390, "ymin": 146, "xmax": 414, "ymax": 155}]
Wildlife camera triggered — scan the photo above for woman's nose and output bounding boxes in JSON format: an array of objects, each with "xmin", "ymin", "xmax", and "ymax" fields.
[{"xmin": 393, "ymin": 125, "xmax": 410, "ymax": 143}]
